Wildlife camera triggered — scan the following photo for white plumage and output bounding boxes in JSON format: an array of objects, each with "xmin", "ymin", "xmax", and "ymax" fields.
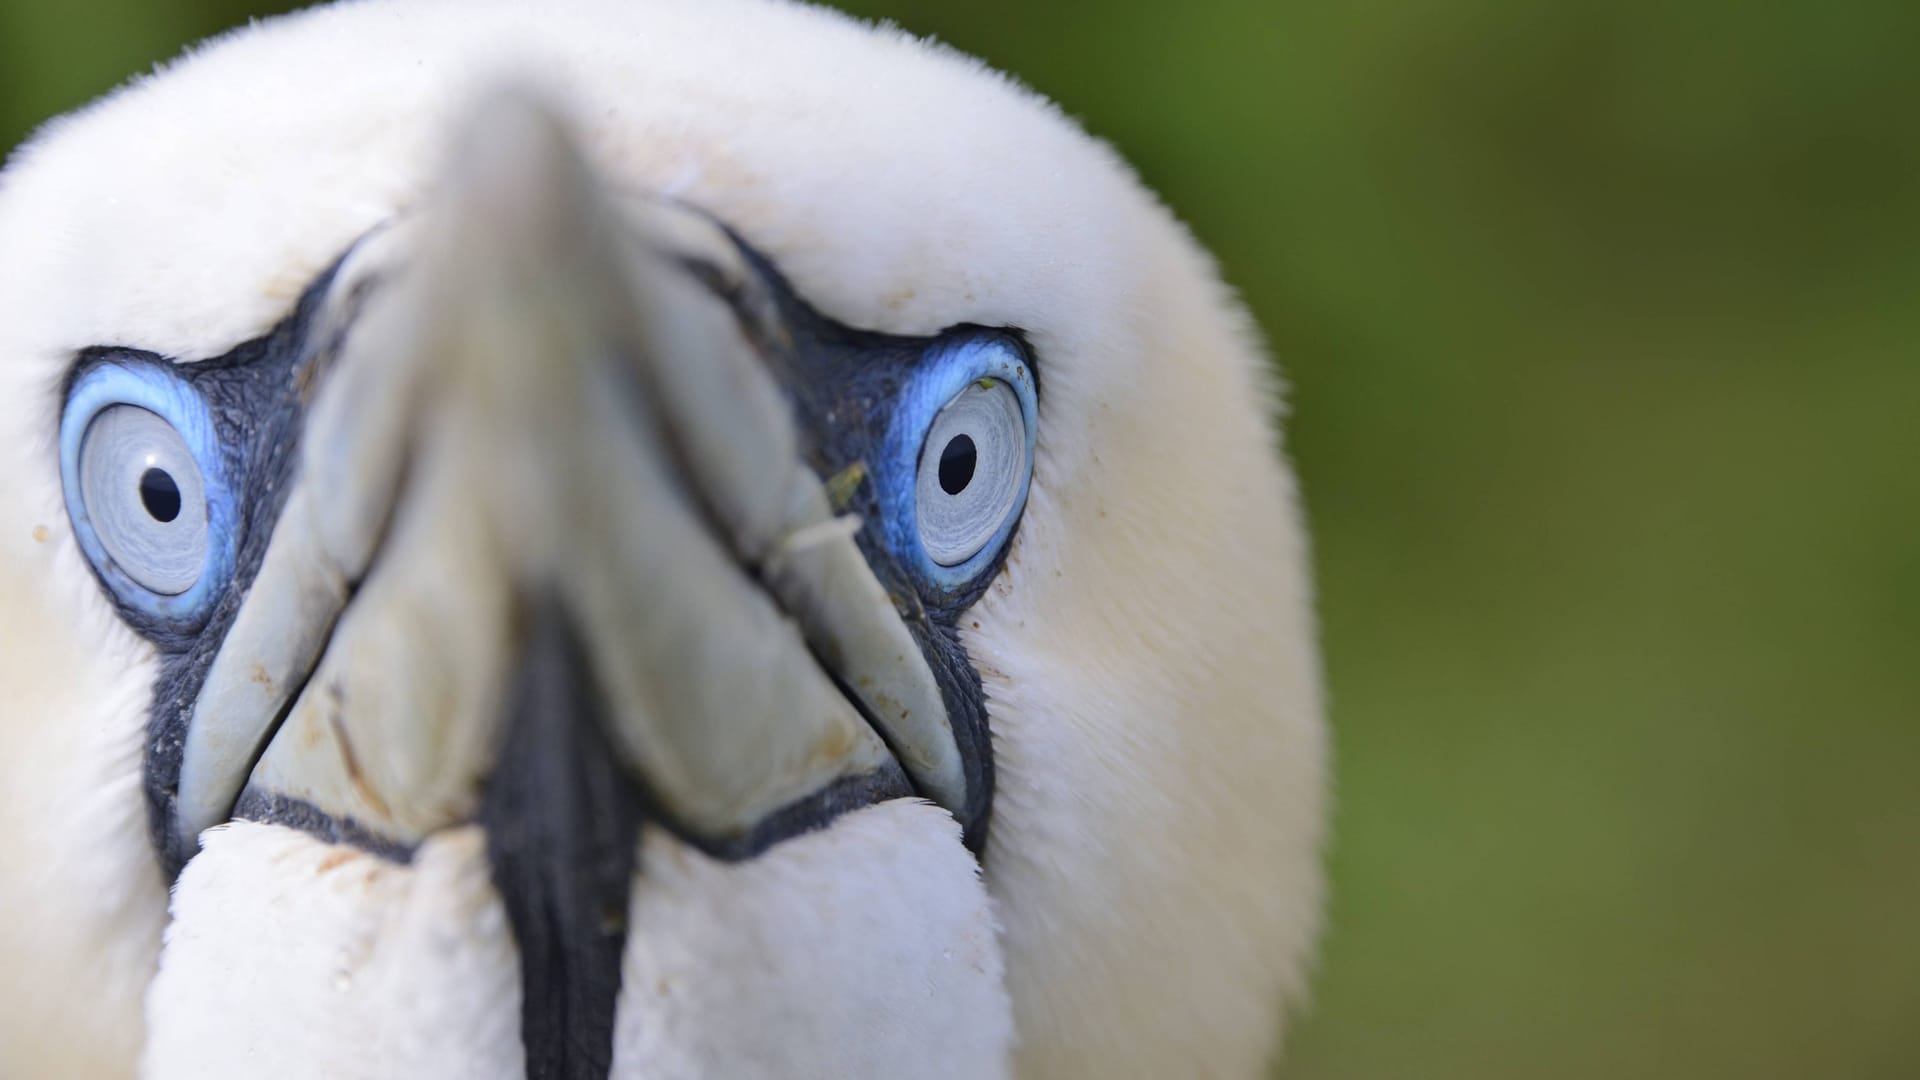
[{"xmin": 0, "ymin": 1, "xmax": 1327, "ymax": 1076}]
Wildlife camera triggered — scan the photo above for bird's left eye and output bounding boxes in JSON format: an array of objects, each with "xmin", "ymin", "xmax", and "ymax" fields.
[
  {"xmin": 60, "ymin": 361, "xmax": 237, "ymax": 628},
  {"xmin": 916, "ymin": 379, "xmax": 1028, "ymax": 567},
  {"xmin": 889, "ymin": 333, "xmax": 1037, "ymax": 591}
]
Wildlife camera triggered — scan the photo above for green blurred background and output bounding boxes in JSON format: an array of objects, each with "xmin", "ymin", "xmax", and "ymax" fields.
[{"xmin": 5, "ymin": 1, "xmax": 1916, "ymax": 1076}]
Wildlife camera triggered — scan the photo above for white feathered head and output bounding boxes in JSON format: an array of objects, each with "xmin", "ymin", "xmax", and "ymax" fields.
[{"xmin": 0, "ymin": 2, "xmax": 1326, "ymax": 1076}]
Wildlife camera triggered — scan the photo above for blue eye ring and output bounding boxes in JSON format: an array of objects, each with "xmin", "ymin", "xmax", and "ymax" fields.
[
  {"xmin": 60, "ymin": 361, "xmax": 238, "ymax": 630},
  {"xmin": 879, "ymin": 332, "xmax": 1038, "ymax": 592}
]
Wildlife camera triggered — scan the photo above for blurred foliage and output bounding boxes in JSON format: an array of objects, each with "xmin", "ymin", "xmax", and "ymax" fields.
[{"xmin": 5, "ymin": 1, "xmax": 1917, "ymax": 1077}]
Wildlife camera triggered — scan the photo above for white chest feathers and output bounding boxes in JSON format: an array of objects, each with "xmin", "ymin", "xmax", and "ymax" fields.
[{"xmin": 143, "ymin": 803, "xmax": 1011, "ymax": 1079}]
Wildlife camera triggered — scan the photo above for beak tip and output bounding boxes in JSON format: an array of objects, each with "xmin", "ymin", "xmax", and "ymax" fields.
[{"xmin": 441, "ymin": 85, "xmax": 600, "ymax": 261}]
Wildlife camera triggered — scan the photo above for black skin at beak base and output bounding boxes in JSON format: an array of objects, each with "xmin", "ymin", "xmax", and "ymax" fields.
[{"xmin": 482, "ymin": 597, "xmax": 641, "ymax": 1080}]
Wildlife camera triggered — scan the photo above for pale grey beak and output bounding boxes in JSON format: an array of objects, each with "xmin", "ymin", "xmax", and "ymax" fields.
[{"xmin": 165, "ymin": 88, "xmax": 972, "ymax": 871}]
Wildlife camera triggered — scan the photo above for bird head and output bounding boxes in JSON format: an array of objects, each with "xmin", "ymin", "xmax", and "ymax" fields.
[{"xmin": 0, "ymin": 1, "xmax": 1326, "ymax": 1076}]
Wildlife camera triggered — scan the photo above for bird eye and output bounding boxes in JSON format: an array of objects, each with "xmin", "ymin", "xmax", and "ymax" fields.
[
  {"xmin": 889, "ymin": 333, "xmax": 1037, "ymax": 590},
  {"xmin": 916, "ymin": 379, "xmax": 1028, "ymax": 567},
  {"xmin": 79, "ymin": 405, "xmax": 209, "ymax": 594},
  {"xmin": 60, "ymin": 361, "xmax": 237, "ymax": 627}
]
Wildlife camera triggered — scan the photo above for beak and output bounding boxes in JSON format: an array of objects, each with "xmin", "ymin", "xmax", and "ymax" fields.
[{"xmin": 162, "ymin": 90, "xmax": 974, "ymax": 880}]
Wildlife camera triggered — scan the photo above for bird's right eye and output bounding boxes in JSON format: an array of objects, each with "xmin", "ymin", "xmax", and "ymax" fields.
[
  {"xmin": 79, "ymin": 405, "xmax": 208, "ymax": 595},
  {"xmin": 60, "ymin": 361, "xmax": 238, "ymax": 629}
]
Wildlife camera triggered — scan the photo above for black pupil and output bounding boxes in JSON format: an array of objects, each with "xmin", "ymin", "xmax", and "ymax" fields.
[
  {"xmin": 938, "ymin": 434, "xmax": 978, "ymax": 496},
  {"xmin": 140, "ymin": 468, "xmax": 182, "ymax": 523}
]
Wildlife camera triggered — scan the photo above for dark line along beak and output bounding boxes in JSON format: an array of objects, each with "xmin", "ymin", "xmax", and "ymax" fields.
[{"xmin": 482, "ymin": 596, "xmax": 638, "ymax": 1079}]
